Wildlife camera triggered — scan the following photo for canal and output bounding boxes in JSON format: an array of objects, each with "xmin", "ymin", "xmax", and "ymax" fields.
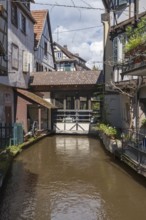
[{"xmin": 0, "ymin": 135, "xmax": 146, "ymax": 220}]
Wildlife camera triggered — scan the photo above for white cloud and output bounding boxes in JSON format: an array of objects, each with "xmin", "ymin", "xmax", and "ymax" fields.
[{"xmin": 32, "ymin": 0, "xmax": 104, "ymax": 69}]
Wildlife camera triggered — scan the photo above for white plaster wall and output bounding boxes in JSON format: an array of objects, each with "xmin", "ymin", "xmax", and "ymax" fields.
[
  {"xmin": 104, "ymin": 94, "xmax": 123, "ymax": 127},
  {"xmin": 139, "ymin": 0, "xmax": 146, "ymax": 14}
]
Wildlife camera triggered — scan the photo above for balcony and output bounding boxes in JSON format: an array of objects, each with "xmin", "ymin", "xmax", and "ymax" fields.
[{"xmin": 116, "ymin": 46, "xmax": 146, "ymax": 77}]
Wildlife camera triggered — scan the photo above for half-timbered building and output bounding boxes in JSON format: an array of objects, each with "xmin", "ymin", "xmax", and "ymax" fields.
[
  {"xmin": 32, "ymin": 10, "xmax": 56, "ymax": 72},
  {"xmin": 53, "ymin": 42, "xmax": 90, "ymax": 72}
]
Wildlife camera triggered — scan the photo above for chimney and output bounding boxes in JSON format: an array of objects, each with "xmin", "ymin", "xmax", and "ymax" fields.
[
  {"xmin": 74, "ymin": 53, "xmax": 79, "ymax": 57},
  {"xmin": 63, "ymin": 45, "xmax": 68, "ymax": 50}
]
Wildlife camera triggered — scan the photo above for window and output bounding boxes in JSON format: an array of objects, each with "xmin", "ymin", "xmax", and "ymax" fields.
[
  {"xmin": 66, "ymin": 97, "xmax": 75, "ymax": 109},
  {"xmin": 64, "ymin": 63, "xmax": 71, "ymax": 71},
  {"xmin": 113, "ymin": 37, "xmax": 118, "ymax": 63},
  {"xmin": 11, "ymin": 3, "xmax": 18, "ymax": 27},
  {"xmin": 113, "ymin": 35, "xmax": 125, "ymax": 64},
  {"xmin": 55, "ymin": 98, "xmax": 64, "ymax": 109},
  {"xmin": 114, "ymin": 0, "xmax": 128, "ymax": 7},
  {"xmin": 80, "ymin": 97, "xmax": 88, "ymax": 110},
  {"xmin": 20, "ymin": 13, "xmax": 26, "ymax": 34},
  {"xmin": 44, "ymin": 42, "xmax": 47, "ymax": 56},
  {"xmin": 11, "ymin": 44, "xmax": 19, "ymax": 70},
  {"xmin": 36, "ymin": 62, "xmax": 44, "ymax": 72},
  {"xmin": 36, "ymin": 62, "xmax": 39, "ymax": 72},
  {"xmin": 57, "ymin": 52, "xmax": 62, "ymax": 59}
]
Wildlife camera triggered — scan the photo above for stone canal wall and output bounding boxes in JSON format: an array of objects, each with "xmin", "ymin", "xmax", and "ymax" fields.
[{"xmin": 98, "ymin": 131, "xmax": 146, "ymax": 177}]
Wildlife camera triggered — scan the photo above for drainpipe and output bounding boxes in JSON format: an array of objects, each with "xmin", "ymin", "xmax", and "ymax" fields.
[
  {"xmin": 134, "ymin": 0, "xmax": 139, "ymax": 24},
  {"xmin": 102, "ymin": 12, "xmax": 110, "ymax": 121},
  {"xmin": 102, "ymin": 20, "xmax": 109, "ymax": 85},
  {"xmin": 135, "ymin": 76, "xmax": 143, "ymax": 146},
  {"xmin": 38, "ymin": 106, "xmax": 41, "ymax": 131}
]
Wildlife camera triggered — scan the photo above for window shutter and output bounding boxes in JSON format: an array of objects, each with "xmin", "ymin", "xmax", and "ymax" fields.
[{"xmin": 23, "ymin": 51, "xmax": 32, "ymax": 72}]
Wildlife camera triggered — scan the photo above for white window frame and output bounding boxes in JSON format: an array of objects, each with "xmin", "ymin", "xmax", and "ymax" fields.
[
  {"xmin": 57, "ymin": 52, "xmax": 62, "ymax": 59},
  {"xmin": 113, "ymin": 34, "xmax": 125, "ymax": 64}
]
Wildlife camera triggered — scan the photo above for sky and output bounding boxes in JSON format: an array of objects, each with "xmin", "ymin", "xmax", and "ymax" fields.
[{"xmin": 31, "ymin": 0, "xmax": 104, "ymax": 69}]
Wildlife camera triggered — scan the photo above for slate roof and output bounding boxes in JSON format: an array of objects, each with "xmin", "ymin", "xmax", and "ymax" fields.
[
  {"xmin": 30, "ymin": 71, "xmax": 102, "ymax": 86},
  {"xmin": 31, "ymin": 10, "xmax": 48, "ymax": 47}
]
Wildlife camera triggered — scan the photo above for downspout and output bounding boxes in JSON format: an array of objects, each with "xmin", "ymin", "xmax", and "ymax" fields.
[
  {"xmin": 134, "ymin": 0, "xmax": 140, "ymax": 143},
  {"xmin": 102, "ymin": 21, "xmax": 108, "ymax": 85},
  {"xmin": 135, "ymin": 76, "xmax": 143, "ymax": 141},
  {"xmin": 134, "ymin": 0, "xmax": 139, "ymax": 24},
  {"xmin": 102, "ymin": 19, "xmax": 109, "ymax": 122}
]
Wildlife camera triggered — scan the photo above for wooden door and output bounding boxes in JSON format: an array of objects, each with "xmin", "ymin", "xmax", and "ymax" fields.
[{"xmin": 5, "ymin": 106, "xmax": 12, "ymax": 124}]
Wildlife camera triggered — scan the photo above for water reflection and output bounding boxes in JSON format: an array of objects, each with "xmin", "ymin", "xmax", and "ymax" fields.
[{"xmin": 0, "ymin": 136, "xmax": 146, "ymax": 220}]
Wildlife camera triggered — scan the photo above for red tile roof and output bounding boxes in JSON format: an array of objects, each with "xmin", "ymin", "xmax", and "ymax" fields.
[{"xmin": 31, "ymin": 10, "xmax": 48, "ymax": 47}]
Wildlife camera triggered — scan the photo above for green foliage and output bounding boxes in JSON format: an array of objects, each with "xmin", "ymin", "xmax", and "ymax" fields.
[
  {"xmin": 97, "ymin": 123, "xmax": 117, "ymax": 138},
  {"xmin": 141, "ymin": 118, "xmax": 146, "ymax": 126},
  {"xmin": 125, "ymin": 36, "xmax": 143, "ymax": 52},
  {"xmin": 92, "ymin": 102, "xmax": 100, "ymax": 111},
  {"xmin": 125, "ymin": 17, "xmax": 146, "ymax": 53},
  {"xmin": 7, "ymin": 145, "xmax": 21, "ymax": 156}
]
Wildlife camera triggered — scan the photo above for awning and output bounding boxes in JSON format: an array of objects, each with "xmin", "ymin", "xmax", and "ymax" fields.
[{"xmin": 16, "ymin": 88, "xmax": 56, "ymax": 109}]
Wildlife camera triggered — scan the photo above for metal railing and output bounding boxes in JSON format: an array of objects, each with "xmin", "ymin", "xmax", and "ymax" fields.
[
  {"xmin": 0, "ymin": 123, "xmax": 13, "ymax": 148},
  {"xmin": 121, "ymin": 129, "xmax": 146, "ymax": 166},
  {"xmin": 53, "ymin": 109, "xmax": 101, "ymax": 123},
  {"xmin": 0, "ymin": 123, "xmax": 24, "ymax": 148}
]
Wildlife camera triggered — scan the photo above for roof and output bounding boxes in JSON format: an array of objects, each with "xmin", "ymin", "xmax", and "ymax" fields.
[
  {"xmin": 30, "ymin": 71, "xmax": 102, "ymax": 86},
  {"xmin": 54, "ymin": 42, "xmax": 86, "ymax": 62},
  {"xmin": 31, "ymin": 10, "xmax": 48, "ymax": 47},
  {"xmin": 15, "ymin": 1, "xmax": 36, "ymax": 24},
  {"xmin": 16, "ymin": 88, "xmax": 56, "ymax": 109}
]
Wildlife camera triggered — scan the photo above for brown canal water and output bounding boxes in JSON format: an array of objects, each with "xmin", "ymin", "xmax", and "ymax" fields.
[{"xmin": 0, "ymin": 135, "xmax": 146, "ymax": 220}]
